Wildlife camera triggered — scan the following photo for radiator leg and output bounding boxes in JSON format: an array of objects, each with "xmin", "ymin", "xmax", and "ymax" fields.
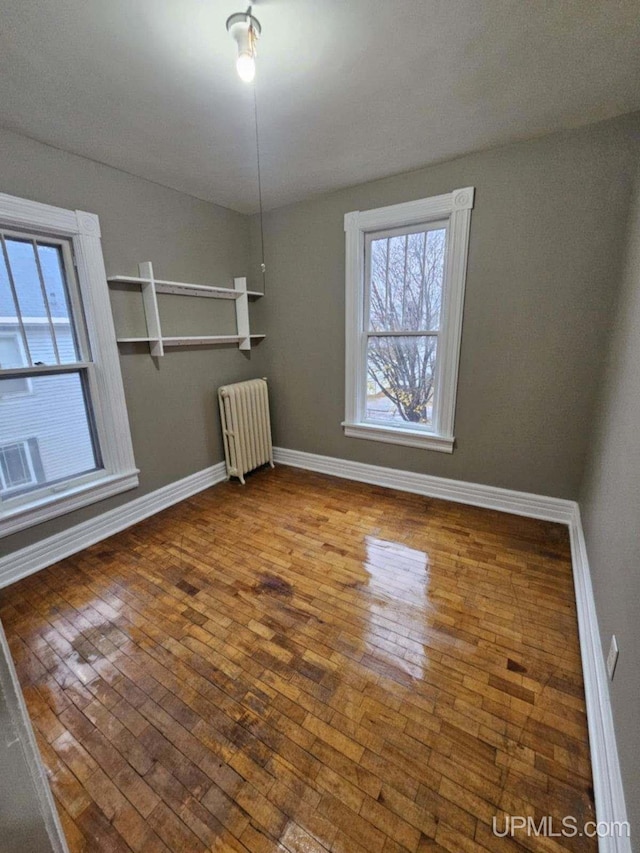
[{"xmin": 239, "ymin": 473, "xmax": 246, "ymax": 485}]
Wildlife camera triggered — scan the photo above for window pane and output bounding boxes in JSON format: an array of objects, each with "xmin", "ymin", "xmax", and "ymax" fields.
[
  {"xmin": 0, "ymin": 335, "xmax": 30, "ymax": 395},
  {"xmin": 0, "ymin": 250, "xmax": 19, "ymax": 323},
  {"xmin": 3, "ymin": 238, "xmax": 58, "ymax": 363},
  {"xmin": 0, "ymin": 443, "xmax": 33, "ymax": 490},
  {"xmin": 0, "ymin": 371, "xmax": 99, "ymax": 498},
  {"xmin": 368, "ymin": 227, "xmax": 446, "ymax": 332},
  {"xmin": 0, "ymin": 376, "xmax": 29, "ymax": 396},
  {"xmin": 0, "ymin": 333, "xmax": 27, "ymax": 369},
  {"xmin": 1, "ymin": 238, "xmax": 80, "ymax": 366},
  {"xmin": 37, "ymin": 244, "xmax": 80, "ymax": 363},
  {"xmin": 366, "ymin": 335, "xmax": 437, "ymax": 427}
]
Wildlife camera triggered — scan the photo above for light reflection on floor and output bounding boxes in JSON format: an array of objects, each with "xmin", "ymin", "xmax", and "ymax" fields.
[{"xmin": 363, "ymin": 536, "xmax": 431, "ymax": 679}]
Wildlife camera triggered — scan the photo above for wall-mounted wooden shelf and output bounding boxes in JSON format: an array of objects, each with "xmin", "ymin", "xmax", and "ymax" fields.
[
  {"xmin": 107, "ymin": 262, "xmax": 264, "ymax": 357},
  {"xmin": 163, "ymin": 334, "xmax": 266, "ymax": 348},
  {"xmin": 109, "ymin": 275, "xmax": 264, "ymax": 299}
]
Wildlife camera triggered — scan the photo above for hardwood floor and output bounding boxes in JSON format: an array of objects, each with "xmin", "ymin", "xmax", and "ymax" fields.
[{"xmin": 0, "ymin": 466, "xmax": 595, "ymax": 853}]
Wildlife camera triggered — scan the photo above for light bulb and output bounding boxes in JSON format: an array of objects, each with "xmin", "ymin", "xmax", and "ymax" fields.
[
  {"xmin": 236, "ymin": 52, "xmax": 256, "ymax": 83},
  {"xmin": 226, "ymin": 10, "xmax": 260, "ymax": 83}
]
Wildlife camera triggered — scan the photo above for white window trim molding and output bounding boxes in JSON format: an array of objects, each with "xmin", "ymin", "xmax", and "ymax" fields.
[
  {"xmin": 343, "ymin": 187, "xmax": 474, "ymax": 452},
  {"xmin": 0, "ymin": 192, "xmax": 139, "ymax": 537}
]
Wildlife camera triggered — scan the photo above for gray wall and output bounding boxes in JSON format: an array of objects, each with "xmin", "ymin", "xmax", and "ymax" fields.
[
  {"xmin": 0, "ymin": 620, "xmax": 67, "ymax": 853},
  {"xmin": 251, "ymin": 114, "xmax": 640, "ymax": 499},
  {"xmin": 579, "ymin": 166, "xmax": 640, "ymax": 843},
  {"xmin": 0, "ymin": 128, "xmax": 266, "ymax": 557}
]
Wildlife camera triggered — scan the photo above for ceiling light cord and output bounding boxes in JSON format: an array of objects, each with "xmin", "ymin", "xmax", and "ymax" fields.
[
  {"xmin": 227, "ymin": 3, "xmax": 265, "ymax": 291},
  {"xmin": 253, "ymin": 83, "xmax": 266, "ymax": 293}
]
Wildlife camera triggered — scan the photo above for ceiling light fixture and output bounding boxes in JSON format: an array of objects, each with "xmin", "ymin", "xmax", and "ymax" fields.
[
  {"xmin": 225, "ymin": 4, "xmax": 267, "ymax": 288},
  {"xmin": 226, "ymin": 6, "xmax": 261, "ymax": 83}
]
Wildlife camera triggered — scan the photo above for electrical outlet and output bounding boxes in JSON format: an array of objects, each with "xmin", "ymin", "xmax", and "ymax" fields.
[{"xmin": 607, "ymin": 635, "xmax": 619, "ymax": 680}]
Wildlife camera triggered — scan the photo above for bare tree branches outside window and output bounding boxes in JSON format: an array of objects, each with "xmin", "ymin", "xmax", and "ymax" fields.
[{"xmin": 366, "ymin": 227, "xmax": 446, "ymax": 425}]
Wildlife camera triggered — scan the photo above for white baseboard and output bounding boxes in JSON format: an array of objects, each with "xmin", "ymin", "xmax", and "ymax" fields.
[
  {"xmin": 0, "ymin": 462, "xmax": 226, "ymax": 590},
  {"xmin": 569, "ymin": 507, "xmax": 631, "ymax": 853},
  {"xmin": 273, "ymin": 445, "xmax": 629, "ymax": 851},
  {"xmin": 273, "ymin": 446, "xmax": 575, "ymax": 523}
]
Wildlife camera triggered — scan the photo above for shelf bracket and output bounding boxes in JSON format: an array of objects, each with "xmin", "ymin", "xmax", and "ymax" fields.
[
  {"xmin": 234, "ymin": 277, "xmax": 250, "ymax": 351},
  {"xmin": 139, "ymin": 261, "xmax": 164, "ymax": 357}
]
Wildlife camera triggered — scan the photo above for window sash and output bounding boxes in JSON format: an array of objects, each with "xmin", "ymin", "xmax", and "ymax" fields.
[
  {"xmin": 0, "ymin": 364, "xmax": 103, "ymax": 509},
  {"xmin": 363, "ymin": 333, "xmax": 439, "ymax": 430},
  {"xmin": 363, "ymin": 220, "xmax": 448, "ymax": 335},
  {"xmin": 0, "ymin": 228, "xmax": 90, "ymax": 369},
  {"xmin": 365, "ymin": 330, "xmax": 439, "ymax": 337},
  {"xmin": 0, "ymin": 361, "xmax": 92, "ymax": 378}
]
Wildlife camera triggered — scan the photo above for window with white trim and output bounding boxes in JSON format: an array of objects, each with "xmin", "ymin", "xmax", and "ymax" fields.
[
  {"xmin": 0, "ymin": 193, "xmax": 138, "ymax": 537},
  {"xmin": 343, "ymin": 188, "xmax": 474, "ymax": 452}
]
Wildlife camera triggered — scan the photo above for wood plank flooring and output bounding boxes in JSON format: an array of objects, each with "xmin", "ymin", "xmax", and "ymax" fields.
[{"xmin": 0, "ymin": 466, "xmax": 595, "ymax": 853}]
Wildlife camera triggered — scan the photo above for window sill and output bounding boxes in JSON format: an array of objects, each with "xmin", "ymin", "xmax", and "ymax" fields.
[
  {"xmin": 0, "ymin": 469, "xmax": 140, "ymax": 538},
  {"xmin": 342, "ymin": 422, "xmax": 454, "ymax": 453}
]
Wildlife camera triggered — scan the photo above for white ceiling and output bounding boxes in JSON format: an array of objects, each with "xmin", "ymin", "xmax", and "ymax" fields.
[{"xmin": 1, "ymin": 1, "xmax": 639, "ymax": 213}]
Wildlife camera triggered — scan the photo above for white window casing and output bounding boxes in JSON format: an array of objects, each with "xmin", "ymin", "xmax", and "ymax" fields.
[
  {"xmin": 343, "ymin": 187, "xmax": 474, "ymax": 452},
  {"xmin": 0, "ymin": 192, "xmax": 138, "ymax": 537}
]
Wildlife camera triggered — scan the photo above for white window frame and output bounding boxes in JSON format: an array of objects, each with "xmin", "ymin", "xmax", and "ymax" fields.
[
  {"xmin": 0, "ymin": 192, "xmax": 138, "ymax": 537},
  {"xmin": 343, "ymin": 187, "xmax": 474, "ymax": 453}
]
